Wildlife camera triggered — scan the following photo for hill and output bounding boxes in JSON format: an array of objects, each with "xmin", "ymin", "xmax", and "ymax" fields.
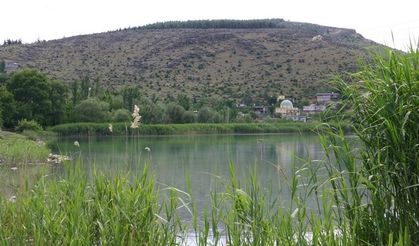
[{"xmin": 0, "ymin": 19, "xmax": 381, "ymax": 103}]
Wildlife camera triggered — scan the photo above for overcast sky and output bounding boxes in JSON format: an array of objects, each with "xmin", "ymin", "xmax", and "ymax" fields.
[{"xmin": 2, "ymin": 0, "xmax": 418, "ymax": 50}]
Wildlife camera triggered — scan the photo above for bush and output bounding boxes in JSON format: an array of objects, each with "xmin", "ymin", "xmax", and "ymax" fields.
[
  {"xmin": 141, "ymin": 103, "xmax": 165, "ymax": 124},
  {"xmin": 197, "ymin": 107, "xmax": 222, "ymax": 123},
  {"xmin": 15, "ymin": 119, "xmax": 43, "ymax": 132},
  {"xmin": 73, "ymin": 98, "xmax": 110, "ymax": 122},
  {"xmin": 111, "ymin": 109, "xmax": 131, "ymax": 122},
  {"xmin": 110, "ymin": 95, "xmax": 124, "ymax": 111},
  {"xmin": 182, "ymin": 111, "xmax": 196, "ymax": 123},
  {"xmin": 234, "ymin": 113, "xmax": 253, "ymax": 123},
  {"xmin": 165, "ymin": 103, "xmax": 185, "ymax": 123}
]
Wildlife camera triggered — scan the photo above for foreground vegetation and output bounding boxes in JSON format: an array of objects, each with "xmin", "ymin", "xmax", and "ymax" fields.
[
  {"xmin": 0, "ymin": 47, "xmax": 417, "ymax": 245},
  {"xmin": 0, "ymin": 131, "xmax": 50, "ymax": 164}
]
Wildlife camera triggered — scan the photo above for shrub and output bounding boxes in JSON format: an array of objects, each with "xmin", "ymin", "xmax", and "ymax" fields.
[
  {"xmin": 73, "ymin": 98, "xmax": 110, "ymax": 122},
  {"xmin": 197, "ymin": 107, "xmax": 222, "ymax": 123},
  {"xmin": 110, "ymin": 95, "xmax": 124, "ymax": 110},
  {"xmin": 182, "ymin": 111, "xmax": 196, "ymax": 123},
  {"xmin": 234, "ymin": 114, "xmax": 253, "ymax": 123},
  {"xmin": 165, "ymin": 103, "xmax": 185, "ymax": 123},
  {"xmin": 111, "ymin": 109, "xmax": 131, "ymax": 122},
  {"xmin": 15, "ymin": 119, "xmax": 43, "ymax": 132}
]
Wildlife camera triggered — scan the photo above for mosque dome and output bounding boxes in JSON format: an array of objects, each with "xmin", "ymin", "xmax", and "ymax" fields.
[{"xmin": 280, "ymin": 100, "xmax": 293, "ymax": 109}]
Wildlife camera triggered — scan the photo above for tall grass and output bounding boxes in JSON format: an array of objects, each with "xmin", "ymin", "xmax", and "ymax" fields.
[
  {"xmin": 320, "ymin": 46, "xmax": 419, "ymax": 244},
  {"xmin": 0, "ymin": 163, "xmax": 184, "ymax": 245},
  {"xmin": 0, "ymin": 131, "xmax": 50, "ymax": 164},
  {"xmin": 49, "ymin": 122, "xmax": 326, "ymax": 136}
]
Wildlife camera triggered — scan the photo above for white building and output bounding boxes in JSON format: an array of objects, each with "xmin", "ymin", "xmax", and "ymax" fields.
[
  {"xmin": 303, "ymin": 104, "xmax": 326, "ymax": 114},
  {"xmin": 316, "ymin": 92, "xmax": 340, "ymax": 104}
]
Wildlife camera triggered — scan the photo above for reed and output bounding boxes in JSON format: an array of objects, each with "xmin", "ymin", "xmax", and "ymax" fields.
[
  {"xmin": 49, "ymin": 122, "xmax": 326, "ymax": 136},
  {"xmin": 0, "ymin": 163, "xmax": 184, "ymax": 245},
  {"xmin": 0, "ymin": 131, "xmax": 50, "ymax": 164},
  {"xmin": 328, "ymin": 46, "xmax": 419, "ymax": 244}
]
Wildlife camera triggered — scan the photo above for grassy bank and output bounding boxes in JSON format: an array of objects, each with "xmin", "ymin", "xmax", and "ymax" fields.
[
  {"xmin": 0, "ymin": 131, "xmax": 50, "ymax": 164},
  {"xmin": 49, "ymin": 122, "xmax": 348, "ymax": 136},
  {"xmin": 0, "ymin": 162, "xmax": 351, "ymax": 245}
]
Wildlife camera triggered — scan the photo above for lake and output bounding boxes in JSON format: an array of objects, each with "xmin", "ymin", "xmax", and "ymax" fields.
[
  {"xmin": 1, "ymin": 132, "xmax": 328, "ymax": 243},
  {"xmin": 49, "ymin": 133, "xmax": 325, "ymax": 214},
  {"xmin": 2, "ymin": 133, "xmax": 326, "ymax": 212}
]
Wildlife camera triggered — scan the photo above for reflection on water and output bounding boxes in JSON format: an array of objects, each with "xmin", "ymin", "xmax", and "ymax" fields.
[
  {"xmin": 50, "ymin": 134, "xmax": 325, "ymax": 208},
  {"xmin": 0, "ymin": 165, "xmax": 58, "ymax": 198},
  {"xmin": 2, "ymin": 134, "xmax": 326, "ymax": 213}
]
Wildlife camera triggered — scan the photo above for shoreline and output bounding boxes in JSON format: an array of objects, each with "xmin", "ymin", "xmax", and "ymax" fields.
[{"xmin": 49, "ymin": 122, "xmax": 350, "ymax": 136}]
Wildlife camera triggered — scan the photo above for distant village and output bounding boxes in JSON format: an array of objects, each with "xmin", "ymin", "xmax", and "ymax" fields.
[{"xmin": 245, "ymin": 92, "xmax": 340, "ymax": 122}]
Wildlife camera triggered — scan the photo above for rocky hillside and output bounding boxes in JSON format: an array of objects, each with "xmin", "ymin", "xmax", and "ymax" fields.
[{"xmin": 0, "ymin": 19, "xmax": 380, "ymax": 102}]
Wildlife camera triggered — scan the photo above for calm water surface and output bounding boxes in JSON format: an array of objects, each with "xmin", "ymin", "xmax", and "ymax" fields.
[
  {"xmin": 1, "ymin": 133, "xmax": 327, "ymax": 241},
  {"xmin": 51, "ymin": 133, "xmax": 325, "ymax": 208},
  {"xmin": 2, "ymin": 134, "xmax": 326, "ymax": 200}
]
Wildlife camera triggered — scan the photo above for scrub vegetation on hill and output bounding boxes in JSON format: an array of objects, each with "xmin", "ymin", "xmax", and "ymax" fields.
[{"xmin": 0, "ymin": 19, "xmax": 380, "ymax": 105}]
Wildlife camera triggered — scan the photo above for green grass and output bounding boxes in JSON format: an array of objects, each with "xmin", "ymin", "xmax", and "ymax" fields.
[
  {"xmin": 48, "ymin": 122, "xmax": 342, "ymax": 136},
  {"xmin": 0, "ymin": 161, "xmax": 350, "ymax": 245},
  {"xmin": 0, "ymin": 164, "xmax": 182, "ymax": 245},
  {"xmin": 0, "ymin": 131, "xmax": 50, "ymax": 164},
  {"xmin": 326, "ymin": 45, "xmax": 419, "ymax": 244}
]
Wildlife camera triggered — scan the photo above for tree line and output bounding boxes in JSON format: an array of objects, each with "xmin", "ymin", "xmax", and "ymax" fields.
[
  {"xmin": 133, "ymin": 19, "xmax": 285, "ymax": 30},
  {"xmin": 0, "ymin": 69, "xmax": 275, "ymax": 130},
  {"xmin": 2, "ymin": 39, "xmax": 22, "ymax": 46}
]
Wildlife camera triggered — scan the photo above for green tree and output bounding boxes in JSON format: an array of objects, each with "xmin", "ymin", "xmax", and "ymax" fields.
[
  {"xmin": 177, "ymin": 94, "xmax": 191, "ymax": 110},
  {"xmin": 71, "ymin": 80, "xmax": 80, "ymax": 107},
  {"xmin": 197, "ymin": 107, "xmax": 222, "ymax": 123},
  {"xmin": 111, "ymin": 109, "xmax": 131, "ymax": 122},
  {"xmin": 91, "ymin": 76, "xmax": 101, "ymax": 97},
  {"xmin": 0, "ymin": 107, "xmax": 2, "ymax": 128},
  {"xmin": 73, "ymin": 98, "xmax": 109, "ymax": 122},
  {"xmin": 109, "ymin": 95, "xmax": 124, "ymax": 111},
  {"xmin": 0, "ymin": 73, "xmax": 8, "ymax": 85},
  {"xmin": 165, "ymin": 103, "xmax": 185, "ymax": 123},
  {"xmin": 49, "ymin": 80, "xmax": 68, "ymax": 125},
  {"xmin": 0, "ymin": 60, "xmax": 5, "ymax": 73},
  {"xmin": 80, "ymin": 76, "xmax": 90, "ymax": 100},
  {"xmin": 121, "ymin": 86, "xmax": 140, "ymax": 111},
  {"xmin": 140, "ymin": 103, "xmax": 164, "ymax": 124},
  {"xmin": 182, "ymin": 111, "xmax": 196, "ymax": 123},
  {"xmin": 6, "ymin": 69, "xmax": 53, "ymax": 126},
  {"xmin": 0, "ymin": 86, "xmax": 17, "ymax": 128}
]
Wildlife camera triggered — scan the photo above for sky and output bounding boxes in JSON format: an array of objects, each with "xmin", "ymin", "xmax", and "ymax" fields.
[{"xmin": 1, "ymin": 0, "xmax": 419, "ymax": 50}]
